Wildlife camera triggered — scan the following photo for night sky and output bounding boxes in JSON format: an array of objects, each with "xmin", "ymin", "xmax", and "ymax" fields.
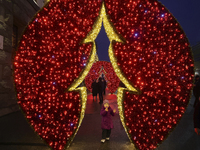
[{"xmin": 95, "ymin": 0, "xmax": 200, "ymax": 62}]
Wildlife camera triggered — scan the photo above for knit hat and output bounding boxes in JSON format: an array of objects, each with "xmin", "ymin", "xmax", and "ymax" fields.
[{"xmin": 103, "ymin": 99, "xmax": 109, "ymax": 105}]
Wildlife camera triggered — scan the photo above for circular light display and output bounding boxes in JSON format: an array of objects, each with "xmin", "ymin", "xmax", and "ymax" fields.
[{"xmin": 13, "ymin": 0, "xmax": 194, "ymax": 150}]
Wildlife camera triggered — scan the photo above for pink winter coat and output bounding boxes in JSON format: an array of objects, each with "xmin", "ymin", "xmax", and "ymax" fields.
[{"xmin": 100, "ymin": 106, "xmax": 115, "ymax": 129}]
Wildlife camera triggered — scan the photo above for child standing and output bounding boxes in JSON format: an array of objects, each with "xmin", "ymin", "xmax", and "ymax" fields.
[{"xmin": 100, "ymin": 99, "xmax": 116, "ymax": 143}]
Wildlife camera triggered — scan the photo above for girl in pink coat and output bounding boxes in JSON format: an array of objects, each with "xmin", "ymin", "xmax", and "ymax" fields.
[{"xmin": 100, "ymin": 99, "xmax": 116, "ymax": 143}]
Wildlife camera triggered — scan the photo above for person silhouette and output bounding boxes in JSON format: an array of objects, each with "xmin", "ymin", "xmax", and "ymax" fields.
[
  {"xmin": 102, "ymin": 78, "xmax": 107, "ymax": 95},
  {"xmin": 91, "ymin": 79, "xmax": 98, "ymax": 101},
  {"xmin": 98, "ymin": 77, "xmax": 103, "ymax": 104},
  {"xmin": 193, "ymin": 75, "xmax": 200, "ymax": 108},
  {"xmin": 194, "ymin": 98, "xmax": 200, "ymax": 135}
]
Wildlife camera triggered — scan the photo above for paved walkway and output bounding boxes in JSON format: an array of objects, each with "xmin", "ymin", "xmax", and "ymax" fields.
[{"xmin": 0, "ymin": 89, "xmax": 199, "ymax": 150}]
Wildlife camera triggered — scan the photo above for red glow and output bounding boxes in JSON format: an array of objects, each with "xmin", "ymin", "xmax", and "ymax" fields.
[
  {"xmin": 85, "ymin": 61, "xmax": 120, "ymax": 93},
  {"xmin": 13, "ymin": 0, "xmax": 194, "ymax": 150},
  {"xmin": 14, "ymin": 1, "xmax": 102, "ymax": 150},
  {"xmin": 105, "ymin": 0, "xmax": 194, "ymax": 149}
]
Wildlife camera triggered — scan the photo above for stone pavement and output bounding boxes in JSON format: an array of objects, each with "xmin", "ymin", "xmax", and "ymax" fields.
[{"xmin": 0, "ymin": 90, "xmax": 200, "ymax": 150}]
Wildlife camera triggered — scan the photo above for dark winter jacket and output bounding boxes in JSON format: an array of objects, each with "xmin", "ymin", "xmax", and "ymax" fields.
[
  {"xmin": 194, "ymin": 102, "xmax": 200, "ymax": 128},
  {"xmin": 98, "ymin": 80, "xmax": 104, "ymax": 93},
  {"xmin": 100, "ymin": 106, "xmax": 115, "ymax": 129},
  {"xmin": 91, "ymin": 81, "xmax": 98, "ymax": 96},
  {"xmin": 193, "ymin": 80, "xmax": 200, "ymax": 98}
]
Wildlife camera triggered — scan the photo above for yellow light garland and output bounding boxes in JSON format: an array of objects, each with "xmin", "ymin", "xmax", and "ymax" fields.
[
  {"xmin": 102, "ymin": 2, "xmax": 141, "ymax": 144},
  {"xmin": 66, "ymin": 2, "xmax": 140, "ymax": 147},
  {"xmin": 65, "ymin": 2, "xmax": 104, "ymax": 147}
]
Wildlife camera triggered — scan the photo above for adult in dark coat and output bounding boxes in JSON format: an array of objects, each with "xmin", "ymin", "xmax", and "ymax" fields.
[
  {"xmin": 193, "ymin": 101, "xmax": 200, "ymax": 135},
  {"xmin": 102, "ymin": 78, "xmax": 107, "ymax": 95},
  {"xmin": 100, "ymin": 100, "xmax": 116, "ymax": 143},
  {"xmin": 91, "ymin": 79, "xmax": 98, "ymax": 101},
  {"xmin": 98, "ymin": 77, "xmax": 104, "ymax": 104},
  {"xmin": 193, "ymin": 75, "xmax": 200, "ymax": 108}
]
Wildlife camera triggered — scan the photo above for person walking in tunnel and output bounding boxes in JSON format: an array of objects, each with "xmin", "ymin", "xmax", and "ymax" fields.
[
  {"xmin": 194, "ymin": 97, "xmax": 200, "ymax": 135},
  {"xmin": 193, "ymin": 75, "xmax": 200, "ymax": 108},
  {"xmin": 98, "ymin": 77, "xmax": 104, "ymax": 104},
  {"xmin": 102, "ymin": 78, "xmax": 107, "ymax": 95},
  {"xmin": 91, "ymin": 79, "xmax": 98, "ymax": 101},
  {"xmin": 100, "ymin": 99, "xmax": 116, "ymax": 143}
]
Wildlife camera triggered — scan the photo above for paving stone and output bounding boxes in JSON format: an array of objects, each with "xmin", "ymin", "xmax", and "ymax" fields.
[{"xmin": 0, "ymin": 92, "xmax": 199, "ymax": 150}]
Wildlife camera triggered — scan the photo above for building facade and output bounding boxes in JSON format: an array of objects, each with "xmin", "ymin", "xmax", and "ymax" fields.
[{"xmin": 0, "ymin": 0, "xmax": 46, "ymax": 117}]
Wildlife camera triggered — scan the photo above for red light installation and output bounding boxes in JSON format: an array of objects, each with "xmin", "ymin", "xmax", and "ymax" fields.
[
  {"xmin": 14, "ymin": 0, "xmax": 101, "ymax": 150},
  {"xmin": 85, "ymin": 61, "xmax": 120, "ymax": 93},
  {"xmin": 13, "ymin": 0, "xmax": 194, "ymax": 150},
  {"xmin": 104, "ymin": 0, "xmax": 194, "ymax": 149}
]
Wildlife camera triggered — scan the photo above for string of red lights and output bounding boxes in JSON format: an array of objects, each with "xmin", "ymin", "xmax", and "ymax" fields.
[
  {"xmin": 14, "ymin": 1, "xmax": 102, "ymax": 150},
  {"xmin": 13, "ymin": 0, "xmax": 194, "ymax": 150},
  {"xmin": 105, "ymin": 0, "xmax": 194, "ymax": 149},
  {"xmin": 85, "ymin": 61, "xmax": 120, "ymax": 94}
]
